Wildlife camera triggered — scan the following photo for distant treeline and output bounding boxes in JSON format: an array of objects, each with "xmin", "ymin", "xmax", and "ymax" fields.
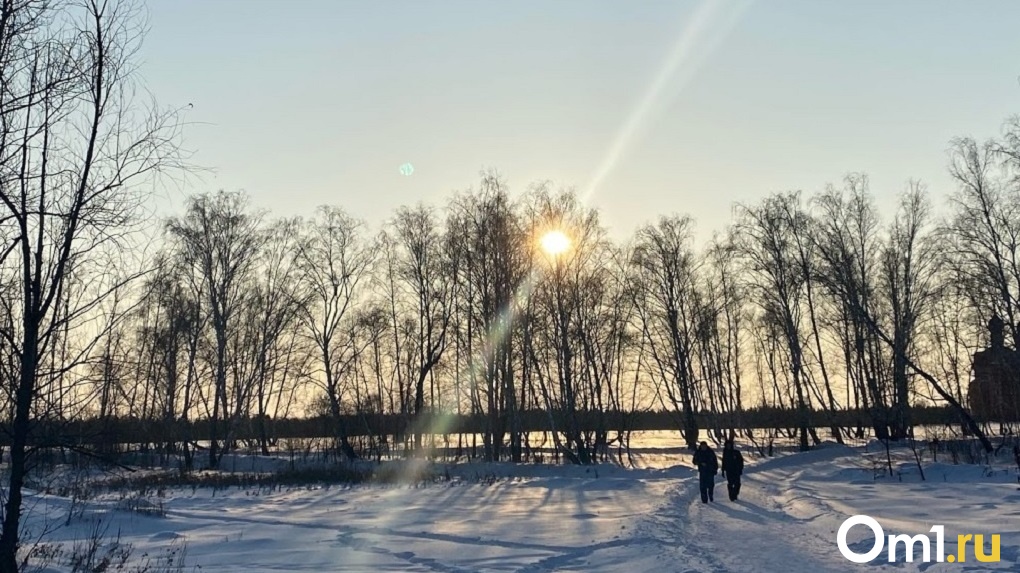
[{"xmin": 6, "ymin": 405, "xmax": 981, "ymax": 449}]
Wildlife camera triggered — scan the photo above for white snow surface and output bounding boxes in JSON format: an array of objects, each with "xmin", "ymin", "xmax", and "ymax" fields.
[{"xmin": 20, "ymin": 443, "xmax": 1020, "ymax": 572}]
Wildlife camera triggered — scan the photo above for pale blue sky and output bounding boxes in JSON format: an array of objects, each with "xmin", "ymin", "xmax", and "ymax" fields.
[{"xmin": 140, "ymin": 1, "xmax": 1020, "ymax": 240}]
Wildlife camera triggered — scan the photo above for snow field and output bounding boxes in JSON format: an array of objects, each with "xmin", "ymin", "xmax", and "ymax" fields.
[{"xmin": 18, "ymin": 442, "xmax": 1020, "ymax": 572}]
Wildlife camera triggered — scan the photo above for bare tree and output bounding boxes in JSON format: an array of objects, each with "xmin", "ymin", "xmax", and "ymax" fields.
[
  {"xmin": 572, "ymin": 246, "xmax": 632, "ymax": 461},
  {"xmin": 812, "ymin": 178, "xmax": 891, "ymax": 438},
  {"xmin": 134, "ymin": 252, "xmax": 203, "ymax": 464},
  {"xmin": 881, "ymin": 182, "xmax": 939, "ymax": 439},
  {"xmin": 702, "ymin": 234, "xmax": 746, "ymax": 431},
  {"xmin": 945, "ymin": 136, "xmax": 1020, "ymax": 338},
  {"xmin": 526, "ymin": 188, "xmax": 618, "ymax": 464},
  {"xmin": 236, "ymin": 218, "xmax": 304, "ymax": 454},
  {"xmin": 294, "ymin": 205, "xmax": 374, "ymax": 460},
  {"xmin": 735, "ymin": 193, "xmax": 813, "ymax": 451},
  {"xmin": 0, "ymin": 0, "xmax": 182, "ymax": 567},
  {"xmin": 167, "ymin": 191, "xmax": 263, "ymax": 468},
  {"xmin": 630, "ymin": 215, "xmax": 703, "ymax": 449},
  {"xmin": 447, "ymin": 173, "xmax": 529, "ymax": 461},
  {"xmin": 391, "ymin": 205, "xmax": 453, "ymax": 452}
]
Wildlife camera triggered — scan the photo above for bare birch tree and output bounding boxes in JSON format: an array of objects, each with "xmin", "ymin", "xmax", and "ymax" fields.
[
  {"xmin": 0, "ymin": 0, "xmax": 182, "ymax": 567},
  {"xmin": 735, "ymin": 193, "xmax": 813, "ymax": 451},
  {"xmin": 630, "ymin": 215, "xmax": 703, "ymax": 449},
  {"xmin": 391, "ymin": 205, "xmax": 453, "ymax": 452},
  {"xmin": 166, "ymin": 191, "xmax": 263, "ymax": 468},
  {"xmin": 881, "ymin": 182, "xmax": 939, "ymax": 438},
  {"xmin": 294, "ymin": 205, "xmax": 374, "ymax": 460}
]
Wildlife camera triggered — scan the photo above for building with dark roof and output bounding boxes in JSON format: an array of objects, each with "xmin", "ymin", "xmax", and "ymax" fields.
[{"xmin": 968, "ymin": 315, "xmax": 1020, "ymax": 421}]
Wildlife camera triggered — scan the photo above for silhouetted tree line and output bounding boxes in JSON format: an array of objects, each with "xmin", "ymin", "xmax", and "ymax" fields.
[
  {"xmin": 39, "ymin": 123, "xmax": 1020, "ymax": 469},
  {"xmin": 8, "ymin": 405, "xmax": 965, "ymax": 452},
  {"xmin": 12, "ymin": 128, "xmax": 1020, "ymax": 473}
]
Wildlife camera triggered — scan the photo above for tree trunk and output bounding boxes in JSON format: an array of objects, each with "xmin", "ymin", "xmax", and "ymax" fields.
[{"xmin": 0, "ymin": 331, "xmax": 38, "ymax": 573}]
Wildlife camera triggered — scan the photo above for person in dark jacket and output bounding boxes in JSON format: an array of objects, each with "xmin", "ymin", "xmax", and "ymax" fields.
[
  {"xmin": 692, "ymin": 441, "xmax": 718, "ymax": 503},
  {"xmin": 721, "ymin": 439, "xmax": 745, "ymax": 501}
]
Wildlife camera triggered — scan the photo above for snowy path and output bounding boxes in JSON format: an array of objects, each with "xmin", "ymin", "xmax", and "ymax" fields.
[
  {"xmin": 632, "ymin": 453, "xmax": 864, "ymax": 572},
  {"xmin": 24, "ymin": 446, "xmax": 1020, "ymax": 572},
  {"xmin": 628, "ymin": 466, "xmax": 844, "ymax": 566},
  {"xmin": 630, "ymin": 445, "xmax": 1020, "ymax": 572}
]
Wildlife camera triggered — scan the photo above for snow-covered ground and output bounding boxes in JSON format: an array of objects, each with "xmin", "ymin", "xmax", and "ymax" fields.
[{"xmin": 20, "ymin": 443, "xmax": 1020, "ymax": 572}]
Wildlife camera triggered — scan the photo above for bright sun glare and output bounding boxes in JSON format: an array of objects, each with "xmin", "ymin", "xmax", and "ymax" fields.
[{"xmin": 540, "ymin": 230, "xmax": 571, "ymax": 256}]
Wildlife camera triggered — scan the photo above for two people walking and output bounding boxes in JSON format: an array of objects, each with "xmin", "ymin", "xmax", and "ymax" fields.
[{"xmin": 692, "ymin": 440, "xmax": 744, "ymax": 503}]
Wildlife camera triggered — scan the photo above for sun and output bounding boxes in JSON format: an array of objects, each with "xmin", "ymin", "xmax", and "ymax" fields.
[{"xmin": 540, "ymin": 230, "xmax": 571, "ymax": 256}]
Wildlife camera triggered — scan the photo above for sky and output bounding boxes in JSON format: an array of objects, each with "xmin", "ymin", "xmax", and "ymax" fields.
[{"xmin": 139, "ymin": 1, "xmax": 1020, "ymax": 242}]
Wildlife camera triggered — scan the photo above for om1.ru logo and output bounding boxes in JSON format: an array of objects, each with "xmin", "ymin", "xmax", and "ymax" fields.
[{"xmin": 837, "ymin": 515, "xmax": 1000, "ymax": 564}]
